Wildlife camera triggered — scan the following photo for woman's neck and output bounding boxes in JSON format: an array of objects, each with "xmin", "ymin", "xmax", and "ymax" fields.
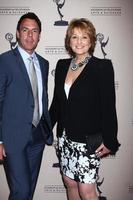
[{"xmin": 75, "ymin": 54, "xmax": 90, "ymax": 64}]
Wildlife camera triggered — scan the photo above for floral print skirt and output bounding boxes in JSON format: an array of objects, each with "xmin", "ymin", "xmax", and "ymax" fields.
[{"xmin": 58, "ymin": 131, "xmax": 100, "ymax": 183}]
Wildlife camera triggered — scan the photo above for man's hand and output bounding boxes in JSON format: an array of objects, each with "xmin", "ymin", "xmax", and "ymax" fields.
[
  {"xmin": 95, "ymin": 143, "xmax": 110, "ymax": 157},
  {"xmin": 0, "ymin": 144, "xmax": 6, "ymax": 161}
]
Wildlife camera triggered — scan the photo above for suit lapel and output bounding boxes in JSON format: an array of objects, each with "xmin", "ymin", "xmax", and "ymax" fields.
[
  {"xmin": 59, "ymin": 59, "xmax": 71, "ymax": 100},
  {"xmin": 62, "ymin": 59, "xmax": 71, "ymax": 84},
  {"xmin": 12, "ymin": 48, "xmax": 32, "ymax": 92},
  {"xmin": 38, "ymin": 56, "xmax": 46, "ymax": 91},
  {"xmin": 36, "ymin": 54, "xmax": 48, "ymax": 114}
]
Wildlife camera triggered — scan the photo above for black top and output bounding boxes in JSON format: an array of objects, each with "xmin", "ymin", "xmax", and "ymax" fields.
[{"xmin": 49, "ymin": 56, "xmax": 120, "ymax": 153}]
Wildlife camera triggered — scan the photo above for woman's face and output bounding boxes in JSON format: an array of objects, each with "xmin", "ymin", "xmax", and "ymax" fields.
[{"xmin": 70, "ymin": 27, "xmax": 91, "ymax": 57}]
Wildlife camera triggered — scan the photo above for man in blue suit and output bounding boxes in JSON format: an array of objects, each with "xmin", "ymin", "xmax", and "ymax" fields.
[{"xmin": 0, "ymin": 12, "xmax": 53, "ymax": 199}]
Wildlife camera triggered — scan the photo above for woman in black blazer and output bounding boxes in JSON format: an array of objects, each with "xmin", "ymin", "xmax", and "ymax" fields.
[{"xmin": 50, "ymin": 18, "xmax": 120, "ymax": 200}]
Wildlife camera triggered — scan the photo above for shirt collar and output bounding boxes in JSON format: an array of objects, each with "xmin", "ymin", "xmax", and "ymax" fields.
[{"xmin": 17, "ymin": 45, "xmax": 37, "ymax": 61}]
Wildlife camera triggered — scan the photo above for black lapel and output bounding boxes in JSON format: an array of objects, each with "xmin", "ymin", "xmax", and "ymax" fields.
[
  {"xmin": 61, "ymin": 59, "xmax": 71, "ymax": 85},
  {"xmin": 58, "ymin": 59, "xmax": 71, "ymax": 100}
]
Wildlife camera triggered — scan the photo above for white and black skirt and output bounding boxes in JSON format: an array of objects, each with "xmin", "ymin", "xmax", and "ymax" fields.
[{"xmin": 58, "ymin": 131, "xmax": 100, "ymax": 184}]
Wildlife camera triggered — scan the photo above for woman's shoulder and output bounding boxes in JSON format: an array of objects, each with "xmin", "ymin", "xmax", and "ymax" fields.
[
  {"xmin": 55, "ymin": 58, "xmax": 71, "ymax": 71},
  {"xmin": 54, "ymin": 58, "xmax": 71, "ymax": 76},
  {"xmin": 92, "ymin": 56, "xmax": 111, "ymax": 64},
  {"xmin": 91, "ymin": 56, "xmax": 113, "ymax": 71},
  {"xmin": 56, "ymin": 58, "xmax": 72, "ymax": 65}
]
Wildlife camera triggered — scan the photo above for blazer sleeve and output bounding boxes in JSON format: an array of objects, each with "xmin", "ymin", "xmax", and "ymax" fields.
[
  {"xmin": 49, "ymin": 60, "xmax": 60, "ymax": 129},
  {"xmin": 0, "ymin": 56, "xmax": 9, "ymax": 141},
  {"xmin": 99, "ymin": 59, "xmax": 120, "ymax": 153}
]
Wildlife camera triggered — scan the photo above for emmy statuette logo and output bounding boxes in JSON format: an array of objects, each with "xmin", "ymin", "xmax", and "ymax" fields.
[
  {"xmin": 5, "ymin": 32, "xmax": 17, "ymax": 50},
  {"xmin": 96, "ymin": 177, "xmax": 107, "ymax": 199},
  {"xmin": 52, "ymin": 139, "xmax": 60, "ymax": 168},
  {"xmin": 53, "ymin": 0, "xmax": 68, "ymax": 26},
  {"xmin": 96, "ymin": 33, "xmax": 109, "ymax": 59}
]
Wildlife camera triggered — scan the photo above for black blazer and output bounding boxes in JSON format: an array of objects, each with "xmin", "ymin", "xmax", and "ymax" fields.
[{"xmin": 50, "ymin": 56, "xmax": 120, "ymax": 152}]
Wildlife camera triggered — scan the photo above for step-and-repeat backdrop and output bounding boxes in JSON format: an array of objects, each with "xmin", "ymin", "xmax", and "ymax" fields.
[{"xmin": 0, "ymin": 0, "xmax": 133, "ymax": 200}]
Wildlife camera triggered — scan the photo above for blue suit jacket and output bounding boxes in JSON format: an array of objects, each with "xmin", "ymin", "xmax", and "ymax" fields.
[{"xmin": 0, "ymin": 47, "xmax": 53, "ymax": 153}]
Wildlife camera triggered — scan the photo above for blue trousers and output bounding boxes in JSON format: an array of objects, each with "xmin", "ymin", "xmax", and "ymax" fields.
[{"xmin": 4, "ymin": 124, "xmax": 45, "ymax": 200}]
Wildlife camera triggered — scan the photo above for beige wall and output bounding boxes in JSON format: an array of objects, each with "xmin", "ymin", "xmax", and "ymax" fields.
[{"xmin": 0, "ymin": 0, "xmax": 133, "ymax": 199}]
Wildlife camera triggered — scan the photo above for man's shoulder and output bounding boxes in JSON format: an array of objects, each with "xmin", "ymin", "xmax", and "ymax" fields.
[
  {"xmin": 0, "ymin": 49, "xmax": 13, "ymax": 58},
  {"xmin": 35, "ymin": 53, "xmax": 49, "ymax": 64},
  {"xmin": 0, "ymin": 47, "xmax": 20, "ymax": 60}
]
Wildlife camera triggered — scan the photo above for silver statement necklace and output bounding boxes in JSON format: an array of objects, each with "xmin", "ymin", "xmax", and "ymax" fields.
[{"xmin": 70, "ymin": 55, "xmax": 91, "ymax": 71}]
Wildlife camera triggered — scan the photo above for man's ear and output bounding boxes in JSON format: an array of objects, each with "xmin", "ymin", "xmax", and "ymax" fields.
[{"xmin": 16, "ymin": 30, "xmax": 19, "ymax": 40}]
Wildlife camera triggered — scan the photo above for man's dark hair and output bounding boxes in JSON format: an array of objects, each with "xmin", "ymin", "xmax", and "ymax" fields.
[{"xmin": 17, "ymin": 12, "xmax": 41, "ymax": 33}]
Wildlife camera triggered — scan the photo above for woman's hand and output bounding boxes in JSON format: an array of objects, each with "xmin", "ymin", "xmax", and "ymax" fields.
[
  {"xmin": 95, "ymin": 143, "xmax": 110, "ymax": 157},
  {"xmin": 0, "ymin": 144, "xmax": 6, "ymax": 161}
]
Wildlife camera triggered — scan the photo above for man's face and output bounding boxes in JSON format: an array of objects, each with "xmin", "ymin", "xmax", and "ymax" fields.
[{"xmin": 16, "ymin": 18, "xmax": 40, "ymax": 54}]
